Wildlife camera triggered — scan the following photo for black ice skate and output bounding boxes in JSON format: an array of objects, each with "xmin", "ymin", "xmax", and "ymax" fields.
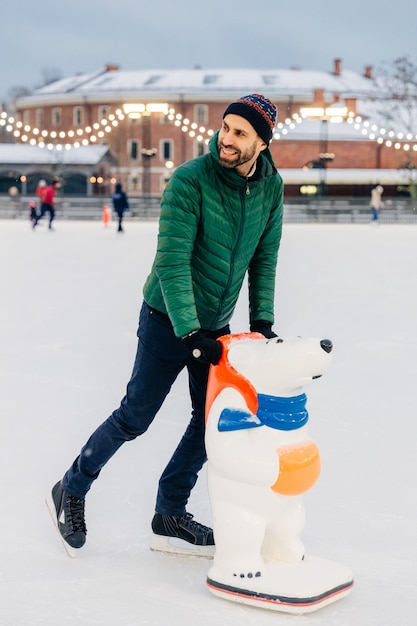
[
  {"xmin": 150, "ymin": 512, "xmax": 215, "ymax": 558},
  {"xmin": 46, "ymin": 481, "xmax": 87, "ymax": 557}
]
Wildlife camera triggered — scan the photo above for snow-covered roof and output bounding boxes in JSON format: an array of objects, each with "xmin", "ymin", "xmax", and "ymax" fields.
[
  {"xmin": 279, "ymin": 168, "xmax": 411, "ymax": 185},
  {"xmin": 0, "ymin": 144, "xmax": 110, "ymax": 165},
  {"xmin": 274, "ymin": 118, "xmax": 369, "ymax": 142},
  {"xmin": 356, "ymin": 98, "xmax": 417, "ymax": 135},
  {"xmin": 18, "ymin": 66, "xmax": 378, "ymax": 103}
]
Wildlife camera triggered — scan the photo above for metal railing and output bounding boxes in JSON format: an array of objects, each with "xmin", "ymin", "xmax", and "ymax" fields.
[
  {"xmin": 0, "ymin": 196, "xmax": 162, "ymax": 221},
  {"xmin": 0, "ymin": 196, "xmax": 416, "ymax": 224},
  {"xmin": 282, "ymin": 198, "xmax": 417, "ymax": 224}
]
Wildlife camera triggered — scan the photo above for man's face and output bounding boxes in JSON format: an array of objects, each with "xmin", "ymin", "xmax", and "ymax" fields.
[{"xmin": 218, "ymin": 114, "xmax": 267, "ymax": 176}]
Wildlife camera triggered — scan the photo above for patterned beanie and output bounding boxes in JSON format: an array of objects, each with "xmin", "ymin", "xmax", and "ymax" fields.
[{"xmin": 223, "ymin": 94, "xmax": 277, "ymax": 144}]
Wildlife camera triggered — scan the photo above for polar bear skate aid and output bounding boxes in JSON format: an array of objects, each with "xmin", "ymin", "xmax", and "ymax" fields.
[{"xmin": 204, "ymin": 333, "xmax": 353, "ymax": 614}]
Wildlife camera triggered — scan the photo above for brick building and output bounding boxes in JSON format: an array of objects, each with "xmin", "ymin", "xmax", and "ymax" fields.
[{"xmin": 4, "ymin": 59, "xmax": 417, "ymax": 198}]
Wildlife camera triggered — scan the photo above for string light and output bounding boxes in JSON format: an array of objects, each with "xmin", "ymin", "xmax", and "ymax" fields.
[
  {"xmin": 0, "ymin": 99, "xmax": 219, "ymax": 149},
  {"xmin": 272, "ymin": 109, "xmax": 417, "ymax": 154},
  {"xmin": 0, "ymin": 101, "xmax": 415, "ymax": 155}
]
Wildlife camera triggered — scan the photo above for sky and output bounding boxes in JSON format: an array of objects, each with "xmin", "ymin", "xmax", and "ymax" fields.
[
  {"xmin": 1, "ymin": 0, "xmax": 416, "ymax": 102},
  {"xmin": 1, "ymin": 216, "xmax": 416, "ymax": 624}
]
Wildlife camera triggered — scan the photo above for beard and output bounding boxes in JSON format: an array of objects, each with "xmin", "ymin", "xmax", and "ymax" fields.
[{"xmin": 218, "ymin": 139, "xmax": 258, "ymax": 170}]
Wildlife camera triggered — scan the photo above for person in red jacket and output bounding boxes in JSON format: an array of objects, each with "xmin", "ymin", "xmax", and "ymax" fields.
[{"xmin": 33, "ymin": 178, "xmax": 60, "ymax": 229}]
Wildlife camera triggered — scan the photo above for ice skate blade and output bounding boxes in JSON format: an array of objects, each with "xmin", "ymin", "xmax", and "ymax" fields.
[
  {"xmin": 45, "ymin": 494, "xmax": 77, "ymax": 559},
  {"xmin": 150, "ymin": 532, "xmax": 215, "ymax": 559}
]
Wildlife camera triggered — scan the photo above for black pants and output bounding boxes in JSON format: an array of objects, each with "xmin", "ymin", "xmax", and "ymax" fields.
[{"xmin": 35, "ymin": 202, "xmax": 55, "ymax": 227}]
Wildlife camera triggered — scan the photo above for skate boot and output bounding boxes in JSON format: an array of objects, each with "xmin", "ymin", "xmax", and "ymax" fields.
[
  {"xmin": 150, "ymin": 512, "xmax": 215, "ymax": 558},
  {"xmin": 47, "ymin": 481, "xmax": 87, "ymax": 554}
]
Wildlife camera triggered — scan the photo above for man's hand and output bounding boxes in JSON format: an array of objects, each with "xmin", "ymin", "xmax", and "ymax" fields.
[
  {"xmin": 182, "ymin": 330, "xmax": 222, "ymax": 365},
  {"xmin": 250, "ymin": 320, "xmax": 278, "ymax": 339}
]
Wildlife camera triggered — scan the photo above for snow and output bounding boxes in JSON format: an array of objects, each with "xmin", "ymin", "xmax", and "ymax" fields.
[
  {"xmin": 274, "ymin": 118, "xmax": 369, "ymax": 141},
  {"xmin": 30, "ymin": 67, "xmax": 376, "ymax": 98},
  {"xmin": 1, "ymin": 218, "xmax": 416, "ymax": 625},
  {"xmin": 278, "ymin": 168, "xmax": 413, "ymax": 184}
]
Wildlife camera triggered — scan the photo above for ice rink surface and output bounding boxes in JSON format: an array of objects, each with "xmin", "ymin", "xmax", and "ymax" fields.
[{"xmin": 1, "ymin": 218, "xmax": 416, "ymax": 625}]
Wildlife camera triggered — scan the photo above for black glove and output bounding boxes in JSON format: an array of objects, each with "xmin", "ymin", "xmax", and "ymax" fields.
[
  {"xmin": 182, "ymin": 330, "xmax": 222, "ymax": 365},
  {"xmin": 250, "ymin": 320, "xmax": 278, "ymax": 339}
]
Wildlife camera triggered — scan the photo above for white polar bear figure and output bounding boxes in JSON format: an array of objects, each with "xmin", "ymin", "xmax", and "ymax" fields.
[{"xmin": 205, "ymin": 333, "xmax": 353, "ymax": 614}]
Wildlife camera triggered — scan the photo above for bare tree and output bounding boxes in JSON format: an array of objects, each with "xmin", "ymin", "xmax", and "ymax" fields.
[
  {"xmin": 376, "ymin": 55, "xmax": 417, "ymax": 196},
  {"xmin": 6, "ymin": 66, "xmax": 63, "ymax": 103},
  {"xmin": 7, "ymin": 86, "xmax": 33, "ymax": 102},
  {"xmin": 377, "ymin": 55, "xmax": 417, "ymax": 134},
  {"xmin": 35, "ymin": 66, "xmax": 63, "ymax": 89}
]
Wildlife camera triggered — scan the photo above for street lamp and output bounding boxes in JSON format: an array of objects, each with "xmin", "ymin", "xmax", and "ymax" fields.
[
  {"xmin": 140, "ymin": 111, "xmax": 156, "ymax": 199},
  {"xmin": 300, "ymin": 103, "xmax": 349, "ymax": 196}
]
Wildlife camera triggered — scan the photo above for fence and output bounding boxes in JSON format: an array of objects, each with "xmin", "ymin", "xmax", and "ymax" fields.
[
  {"xmin": 282, "ymin": 198, "xmax": 417, "ymax": 224},
  {"xmin": 0, "ymin": 196, "xmax": 416, "ymax": 224}
]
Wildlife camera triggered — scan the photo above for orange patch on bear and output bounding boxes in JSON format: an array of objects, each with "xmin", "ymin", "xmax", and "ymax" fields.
[{"xmin": 271, "ymin": 440, "xmax": 321, "ymax": 496}]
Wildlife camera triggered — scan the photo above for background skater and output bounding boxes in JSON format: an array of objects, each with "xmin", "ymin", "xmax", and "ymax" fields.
[
  {"xmin": 33, "ymin": 178, "xmax": 60, "ymax": 230},
  {"xmin": 112, "ymin": 182, "xmax": 129, "ymax": 232},
  {"xmin": 370, "ymin": 184, "xmax": 385, "ymax": 223}
]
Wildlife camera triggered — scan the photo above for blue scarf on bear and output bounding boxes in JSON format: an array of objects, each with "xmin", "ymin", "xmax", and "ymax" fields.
[{"xmin": 217, "ymin": 393, "xmax": 308, "ymax": 432}]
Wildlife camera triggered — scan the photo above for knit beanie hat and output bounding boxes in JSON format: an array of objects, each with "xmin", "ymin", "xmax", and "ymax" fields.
[{"xmin": 223, "ymin": 94, "xmax": 277, "ymax": 144}]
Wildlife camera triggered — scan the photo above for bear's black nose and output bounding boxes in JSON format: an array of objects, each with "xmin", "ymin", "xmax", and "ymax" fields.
[{"xmin": 320, "ymin": 339, "xmax": 333, "ymax": 353}]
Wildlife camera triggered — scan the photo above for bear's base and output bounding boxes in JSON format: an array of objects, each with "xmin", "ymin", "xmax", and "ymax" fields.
[{"xmin": 206, "ymin": 555, "xmax": 353, "ymax": 614}]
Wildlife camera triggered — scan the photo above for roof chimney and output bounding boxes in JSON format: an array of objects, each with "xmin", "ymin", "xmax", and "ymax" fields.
[
  {"xmin": 345, "ymin": 97, "xmax": 357, "ymax": 116},
  {"xmin": 363, "ymin": 66, "xmax": 373, "ymax": 79},
  {"xmin": 105, "ymin": 64, "xmax": 120, "ymax": 72},
  {"xmin": 313, "ymin": 88, "xmax": 325, "ymax": 106},
  {"xmin": 333, "ymin": 58, "xmax": 342, "ymax": 76}
]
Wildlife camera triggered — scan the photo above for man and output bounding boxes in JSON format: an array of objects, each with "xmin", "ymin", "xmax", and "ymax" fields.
[
  {"xmin": 48, "ymin": 94, "xmax": 284, "ymax": 557},
  {"xmin": 33, "ymin": 177, "xmax": 60, "ymax": 230}
]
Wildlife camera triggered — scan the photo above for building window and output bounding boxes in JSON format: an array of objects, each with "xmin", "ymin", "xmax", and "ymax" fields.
[
  {"xmin": 52, "ymin": 107, "xmax": 62, "ymax": 127},
  {"xmin": 36, "ymin": 109, "xmax": 44, "ymax": 129},
  {"xmin": 195, "ymin": 140, "xmax": 207, "ymax": 158},
  {"xmin": 73, "ymin": 106, "xmax": 83, "ymax": 126},
  {"xmin": 129, "ymin": 139, "xmax": 140, "ymax": 160},
  {"xmin": 130, "ymin": 176, "xmax": 139, "ymax": 192},
  {"xmin": 161, "ymin": 139, "xmax": 173, "ymax": 161},
  {"xmin": 98, "ymin": 106, "xmax": 109, "ymax": 121},
  {"xmin": 194, "ymin": 104, "xmax": 208, "ymax": 126},
  {"xmin": 203, "ymin": 75, "xmax": 220, "ymax": 85},
  {"xmin": 23, "ymin": 110, "xmax": 30, "ymax": 125}
]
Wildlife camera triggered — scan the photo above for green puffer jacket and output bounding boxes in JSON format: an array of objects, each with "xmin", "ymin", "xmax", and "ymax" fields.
[{"xmin": 143, "ymin": 131, "xmax": 284, "ymax": 338}]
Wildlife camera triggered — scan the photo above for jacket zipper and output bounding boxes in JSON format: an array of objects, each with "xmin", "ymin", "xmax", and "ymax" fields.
[
  {"xmin": 245, "ymin": 161, "xmax": 257, "ymax": 195},
  {"xmin": 211, "ymin": 187, "xmax": 246, "ymax": 326}
]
